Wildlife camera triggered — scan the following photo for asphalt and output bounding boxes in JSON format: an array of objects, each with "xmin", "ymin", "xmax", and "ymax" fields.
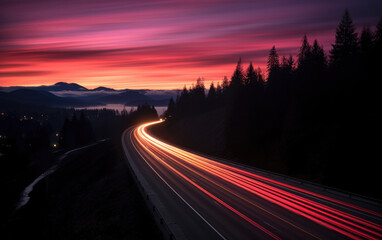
[{"xmin": 122, "ymin": 121, "xmax": 382, "ymax": 240}]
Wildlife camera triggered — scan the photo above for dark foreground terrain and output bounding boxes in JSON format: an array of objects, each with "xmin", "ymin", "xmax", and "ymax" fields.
[{"xmin": 3, "ymin": 139, "xmax": 162, "ymax": 240}]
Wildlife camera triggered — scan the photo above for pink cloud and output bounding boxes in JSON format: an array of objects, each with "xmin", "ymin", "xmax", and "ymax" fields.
[{"xmin": 0, "ymin": 0, "xmax": 381, "ymax": 89}]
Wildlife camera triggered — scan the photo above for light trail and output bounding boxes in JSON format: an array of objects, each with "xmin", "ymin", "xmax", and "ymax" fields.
[
  {"xmin": 129, "ymin": 120, "xmax": 382, "ymax": 239},
  {"xmin": 133, "ymin": 125, "xmax": 281, "ymax": 239}
]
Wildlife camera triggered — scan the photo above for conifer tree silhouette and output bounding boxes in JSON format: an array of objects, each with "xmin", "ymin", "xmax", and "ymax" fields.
[{"xmin": 330, "ymin": 9, "xmax": 358, "ymax": 67}]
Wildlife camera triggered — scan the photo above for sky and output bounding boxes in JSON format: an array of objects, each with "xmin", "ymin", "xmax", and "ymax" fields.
[{"xmin": 0, "ymin": 0, "xmax": 381, "ymax": 90}]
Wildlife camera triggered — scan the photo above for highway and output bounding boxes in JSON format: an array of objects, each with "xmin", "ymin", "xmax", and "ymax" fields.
[{"xmin": 122, "ymin": 120, "xmax": 382, "ymax": 240}]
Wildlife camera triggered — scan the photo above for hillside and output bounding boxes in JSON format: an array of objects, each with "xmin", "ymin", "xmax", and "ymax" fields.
[
  {"xmin": 0, "ymin": 89, "xmax": 92, "ymax": 107},
  {"xmin": 3, "ymin": 140, "xmax": 162, "ymax": 239}
]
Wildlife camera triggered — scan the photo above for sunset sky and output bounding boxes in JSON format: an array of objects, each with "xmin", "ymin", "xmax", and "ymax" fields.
[{"xmin": 1, "ymin": 0, "xmax": 381, "ymax": 90}]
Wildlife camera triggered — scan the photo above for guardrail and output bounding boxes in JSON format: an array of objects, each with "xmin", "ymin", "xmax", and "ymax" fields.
[{"xmin": 121, "ymin": 128, "xmax": 187, "ymax": 240}]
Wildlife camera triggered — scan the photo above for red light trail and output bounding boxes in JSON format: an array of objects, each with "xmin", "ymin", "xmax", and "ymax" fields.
[{"xmin": 127, "ymin": 120, "xmax": 382, "ymax": 239}]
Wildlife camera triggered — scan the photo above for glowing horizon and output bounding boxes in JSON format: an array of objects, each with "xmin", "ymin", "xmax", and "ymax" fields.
[{"xmin": 1, "ymin": 0, "xmax": 381, "ymax": 90}]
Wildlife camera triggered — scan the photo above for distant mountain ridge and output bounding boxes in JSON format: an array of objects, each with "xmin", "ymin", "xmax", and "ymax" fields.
[
  {"xmin": 0, "ymin": 89, "xmax": 95, "ymax": 108},
  {"xmin": 51, "ymin": 82, "xmax": 88, "ymax": 91},
  {"xmin": 0, "ymin": 82, "xmax": 179, "ymax": 107},
  {"xmin": 91, "ymin": 86, "xmax": 116, "ymax": 91},
  {"xmin": 1, "ymin": 82, "xmax": 96, "ymax": 92}
]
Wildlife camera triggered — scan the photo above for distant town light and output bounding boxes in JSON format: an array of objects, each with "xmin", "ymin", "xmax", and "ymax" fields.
[
  {"xmin": 53, "ymin": 143, "xmax": 57, "ymax": 148},
  {"xmin": 56, "ymin": 133, "xmax": 59, "ymax": 137}
]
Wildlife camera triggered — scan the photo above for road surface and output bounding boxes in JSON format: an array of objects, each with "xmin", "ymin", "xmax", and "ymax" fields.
[{"xmin": 122, "ymin": 120, "xmax": 382, "ymax": 240}]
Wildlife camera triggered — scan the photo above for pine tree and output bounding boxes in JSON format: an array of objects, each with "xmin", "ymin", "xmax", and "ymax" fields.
[
  {"xmin": 230, "ymin": 58, "xmax": 244, "ymax": 87},
  {"xmin": 329, "ymin": 9, "xmax": 358, "ymax": 67},
  {"xmin": 266, "ymin": 45, "xmax": 281, "ymax": 93},
  {"xmin": 191, "ymin": 77, "xmax": 206, "ymax": 114},
  {"xmin": 222, "ymin": 76, "xmax": 229, "ymax": 93},
  {"xmin": 194, "ymin": 77, "xmax": 205, "ymax": 98},
  {"xmin": 245, "ymin": 62, "xmax": 257, "ymax": 86},
  {"xmin": 256, "ymin": 67, "xmax": 264, "ymax": 84},
  {"xmin": 181, "ymin": 85, "xmax": 188, "ymax": 96},
  {"xmin": 196, "ymin": 77, "xmax": 205, "ymax": 89},
  {"xmin": 207, "ymin": 82, "xmax": 217, "ymax": 109},
  {"xmin": 177, "ymin": 86, "xmax": 189, "ymax": 116},
  {"xmin": 267, "ymin": 46, "xmax": 280, "ymax": 74},
  {"xmin": 297, "ymin": 35, "xmax": 312, "ymax": 69},
  {"xmin": 288, "ymin": 55, "xmax": 295, "ymax": 71},
  {"xmin": 216, "ymin": 82, "xmax": 222, "ymax": 98},
  {"xmin": 208, "ymin": 82, "xmax": 216, "ymax": 98},
  {"xmin": 311, "ymin": 39, "xmax": 327, "ymax": 71},
  {"xmin": 166, "ymin": 98, "xmax": 175, "ymax": 118}
]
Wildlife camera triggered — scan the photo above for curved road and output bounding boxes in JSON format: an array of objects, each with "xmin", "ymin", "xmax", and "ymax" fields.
[{"xmin": 122, "ymin": 120, "xmax": 382, "ymax": 240}]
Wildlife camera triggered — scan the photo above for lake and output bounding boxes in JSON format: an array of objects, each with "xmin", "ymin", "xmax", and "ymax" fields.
[{"xmin": 75, "ymin": 104, "xmax": 167, "ymax": 116}]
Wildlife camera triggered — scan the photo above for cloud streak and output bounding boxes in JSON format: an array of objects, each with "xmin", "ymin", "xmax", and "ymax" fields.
[
  {"xmin": 0, "ymin": 0, "xmax": 381, "ymax": 89},
  {"xmin": 0, "ymin": 71, "xmax": 52, "ymax": 77}
]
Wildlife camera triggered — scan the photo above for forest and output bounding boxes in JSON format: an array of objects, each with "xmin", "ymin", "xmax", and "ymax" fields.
[
  {"xmin": 158, "ymin": 10, "xmax": 382, "ymax": 198},
  {"xmin": 0, "ymin": 103, "xmax": 158, "ymax": 225}
]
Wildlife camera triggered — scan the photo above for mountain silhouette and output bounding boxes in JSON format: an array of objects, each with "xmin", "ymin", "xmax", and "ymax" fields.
[
  {"xmin": 0, "ymin": 82, "xmax": 178, "ymax": 106},
  {"xmin": 0, "ymin": 89, "xmax": 92, "ymax": 107},
  {"xmin": 50, "ymin": 82, "xmax": 88, "ymax": 91},
  {"xmin": 0, "ymin": 82, "xmax": 87, "ymax": 92},
  {"xmin": 91, "ymin": 86, "xmax": 116, "ymax": 91}
]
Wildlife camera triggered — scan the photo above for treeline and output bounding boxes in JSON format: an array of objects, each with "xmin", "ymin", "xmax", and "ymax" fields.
[
  {"xmin": 163, "ymin": 10, "xmax": 382, "ymax": 196},
  {"xmin": 123, "ymin": 103, "xmax": 159, "ymax": 125},
  {"xmin": 59, "ymin": 103, "xmax": 159, "ymax": 148},
  {"xmin": 1, "ymin": 103, "xmax": 159, "ymax": 155},
  {"xmin": 59, "ymin": 113, "xmax": 95, "ymax": 148}
]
